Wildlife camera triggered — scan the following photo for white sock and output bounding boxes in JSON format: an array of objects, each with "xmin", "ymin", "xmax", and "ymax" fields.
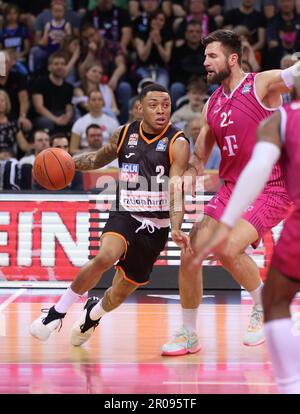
[
  {"xmin": 54, "ymin": 287, "xmax": 82, "ymax": 314},
  {"xmin": 249, "ymin": 282, "xmax": 264, "ymax": 305},
  {"xmin": 182, "ymin": 308, "xmax": 198, "ymax": 334},
  {"xmin": 264, "ymin": 318, "xmax": 300, "ymax": 394},
  {"xmin": 90, "ymin": 298, "xmax": 106, "ymax": 320}
]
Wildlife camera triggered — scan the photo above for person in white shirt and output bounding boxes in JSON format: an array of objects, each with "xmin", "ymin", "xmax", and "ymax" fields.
[{"xmin": 70, "ymin": 90, "xmax": 119, "ymax": 154}]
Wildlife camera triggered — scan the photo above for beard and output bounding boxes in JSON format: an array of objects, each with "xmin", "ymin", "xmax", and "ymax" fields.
[{"xmin": 207, "ymin": 64, "xmax": 231, "ymax": 84}]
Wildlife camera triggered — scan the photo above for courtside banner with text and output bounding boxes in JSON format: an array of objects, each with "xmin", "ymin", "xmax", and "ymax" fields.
[{"xmin": 0, "ymin": 194, "xmax": 283, "ymax": 282}]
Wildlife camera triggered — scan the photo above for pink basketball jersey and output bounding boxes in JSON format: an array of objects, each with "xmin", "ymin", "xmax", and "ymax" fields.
[
  {"xmin": 207, "ymin": 73, "xmax": 284, "ymax": 189},
  {"xmin": 280, "ymin": 101, "xmax": 300, "ymax": 207}
]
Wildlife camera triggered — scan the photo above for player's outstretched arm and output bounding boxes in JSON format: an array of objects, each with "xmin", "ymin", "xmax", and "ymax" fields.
[
  {"xmin": 192, "ymin": 111, "xmax": 283, "ymax": 267},
  {"xmin": 73, "ymin": 127, "xmax": 121, "ymax": 171},
  {"xmin": 256, "ymin": 59, "xmax": 300, "ymax": 103},
  {"xmin": 169, "ymin": 137, "xmax": 190, "ymax": 249}
]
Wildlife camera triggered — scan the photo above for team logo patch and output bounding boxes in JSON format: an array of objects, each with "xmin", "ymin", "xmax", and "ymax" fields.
[
  {"xmin": 242, "ymin": 82, "xmax": 252, "ymax": 94},
  {"xmin": 156, "ymin": 137, "xmax": 168, "ymax": 152},
  {"xmin": 128, "ymin": 133, "xmax": 139, "ymax": 147},
  {"xmin": 120, "ymin": 163, "xmax": 139, "ymax": 183}
]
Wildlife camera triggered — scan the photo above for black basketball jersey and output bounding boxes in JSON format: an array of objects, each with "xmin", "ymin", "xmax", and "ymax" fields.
[{"xmin": 116, "ymin": 120, "xmax": 188, "ymax": 219}]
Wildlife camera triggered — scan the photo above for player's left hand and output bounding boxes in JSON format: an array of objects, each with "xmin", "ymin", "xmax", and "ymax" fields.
[
  {"xmin": 171, "ymin": 229, "xmax": 190, "ymax": 251},
  {"xmin": 191, "ymin": 222, "xmax": 232, "ymax": 268}
]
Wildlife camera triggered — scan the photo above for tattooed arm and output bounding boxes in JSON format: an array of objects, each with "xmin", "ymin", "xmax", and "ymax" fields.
[
  {"xmin": 169, "ymin": 137, "xmax": 190, "ymax": 249},
  {"xmin": 73, "ymin": 127, "xmax": 122, "ymax": 171}
]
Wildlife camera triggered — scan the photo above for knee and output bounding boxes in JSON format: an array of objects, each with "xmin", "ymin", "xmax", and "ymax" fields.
[
  {"xmin": 217, "ymin": 242, "xmax": 240, "ymax": 266},
  {"xmin": 93, "ymin": 251, "xmax": 118, "ymax": 271}
]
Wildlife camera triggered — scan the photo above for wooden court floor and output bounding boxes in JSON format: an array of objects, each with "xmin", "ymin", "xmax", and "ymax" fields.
[{"xmin": 0, "ymin": 289, "xmax": 300, "ymax": 394}]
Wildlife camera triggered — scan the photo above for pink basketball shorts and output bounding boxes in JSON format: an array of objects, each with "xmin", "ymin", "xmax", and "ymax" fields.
[{"xmin": 204, "ymin": 182, "xmax": 291, "ymax": 248}]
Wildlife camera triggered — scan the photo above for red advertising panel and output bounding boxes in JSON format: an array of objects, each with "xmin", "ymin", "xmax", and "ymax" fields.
[{"xmin": 0, "ymin": 194, "xmax": 284, "ymax": 283}]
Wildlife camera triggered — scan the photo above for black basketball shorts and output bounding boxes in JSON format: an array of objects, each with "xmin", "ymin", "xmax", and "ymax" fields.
[{"xmin": 101, "ymin": 211, "xmax": 169, "ymax": 285}]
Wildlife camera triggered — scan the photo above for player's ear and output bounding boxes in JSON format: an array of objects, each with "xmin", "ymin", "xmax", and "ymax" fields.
[
  {"xmin": 229, "ymin": 53, "xmax": 239, "ymax": 66},
  {"xmin": 139, "ymin": 103, "xmax": 144, "ymax": 116}
]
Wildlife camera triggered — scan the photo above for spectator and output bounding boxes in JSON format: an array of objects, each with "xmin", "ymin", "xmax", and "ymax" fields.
[
  {"xmin": 80, "ymin": 123, "xmax": 103, "ymax": 151},
  {"xmin": 172, "ymin": 0, "xmax": 224, "ymax": 27},
  {"xmin": 127, "ymin": 96, "xmax": 143, "ymax": 123},
  {"xmin": 223, "ymin": 0, "xmax": 267, "ymax": 52},
  {"xmin": 171, "ymin": 77, "xmax": 207, "ymax": 125},
  {"xmin": 174, "ymin": 0, "xmax": 217, "ymax": 47},
  {"xmin": 70, "ymin": 90, "xmax": 119, "ymax": 154},
  {"xmin": 79, "ymin": 24, "xmax": 131, "ymax": 123},
  {"xmin": 49, "ymin": 132, "xmax": 84, "ymax": 190},
  {"xmin": 73, "ymin": 61, "xmax": 119, "ymax": 118},
  {"xmin": 19, "ymin": 129, "xmax": 50, "ymax": 166},
  {"xmin": 0, "ymin": 90, "xmax": 31, "ymax": 158},
  {"xmin": 83, "ymin": 0, "xmax": 132, "ymax": 53},
  {"xmin": 267, "ymin": 0, "xmax": 300, "ymax": 50},
  {"xmin": 79, "ymin": 123, "xmax": 118, "ymax": 168},
  {"xmin": 33, "ymin": 0, "xmax": 80, "ymax": 35},
  {"xmin": 31, "ymin": 51, "xmax": 74, "ymax": 134},
  {"xmin": 0, "ymin": 4, "xmax": 30, "ymax": 63},
  {"xmin": 135, "ymin": 10, "xmax": 173, "ymax": 88},
  {"xmin": 29, "ymin": 0, "xmax": 77, "ymax": 73},
  {"xmin": 233, "ymin": 25, "xmax": 261, "ymax": 72},
  {"xmin": 59, "ymin": 34, "xmax": 81, "ymax": 86},
  {"xmin": 129, "ymin": 0, "xmax": 172, "ymax": 19},
  {"xmin": 266, "ymin": 18, "xmax": 300, "ymax": 68},
  {"xmin": 132, "ymin": 0, "xmax": 166, "ymax": 40},
  {"xmin": 170, "ymin": 20, "xmax": 206, "ymax": 106},
  {"xmin": 0, "ymin": 50, "xmax": 32, "ymax": 132}
]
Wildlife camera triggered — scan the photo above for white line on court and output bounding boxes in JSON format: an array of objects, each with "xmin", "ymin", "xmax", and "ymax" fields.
[
  {"xmin": 0, "ymin": 289, "xmax": 27, "ymax": 336},
  {"xmin": 0, "ymin": 288, "xmax": 27, "ymax": 311}
]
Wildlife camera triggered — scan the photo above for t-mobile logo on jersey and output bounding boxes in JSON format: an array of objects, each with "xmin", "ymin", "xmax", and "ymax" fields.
[{"xmin": 222, "ymin": 135, "xmax": 238, "ymax": 156}]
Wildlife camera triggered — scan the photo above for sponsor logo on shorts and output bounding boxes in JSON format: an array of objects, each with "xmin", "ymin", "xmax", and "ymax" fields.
[
  {"xmin": 120, "ymin": 163, "xmax": 139, "ymax": 183},
  {"xmin": 156, "ymin": 137, "xmax": 168, "ymax": 152},
  {"xmin": 128, "ymin": 133, "xmax": 139, "ymax": 147}
]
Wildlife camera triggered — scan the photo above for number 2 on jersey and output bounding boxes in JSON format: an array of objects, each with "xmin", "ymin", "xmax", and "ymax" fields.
[
  {"xmin": 220, "ymin": 110, "xmax": 234, "ymax": 127},
  {"xmin": 156, "ymin": 165, "xmax": 165, "ymax": 183}
]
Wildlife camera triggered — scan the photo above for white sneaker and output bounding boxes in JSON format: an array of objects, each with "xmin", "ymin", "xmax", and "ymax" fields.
[
  {"xmin": 243, "ymin": 304, "xmax": 265, "ymax": 346},
  {"xmin": 70, "ymin": 297, "xmax": 101, "ymax": 347},
  {"xmin": 30, "ymin": 306, "xmax": 65, "ymax": 341},
  {"xmin": 161, "ymin": 327, "xmax": 201, "ymax": 356}
]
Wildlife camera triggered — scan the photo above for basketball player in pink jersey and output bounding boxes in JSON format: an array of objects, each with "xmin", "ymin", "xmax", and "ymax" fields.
[
  {"xmin": 162, "ymin": 29, "xmax": 299, "ymax": 355},
  {"xmin": 189, "ymin": 74, "xmax": 300, "ymax": 394}
]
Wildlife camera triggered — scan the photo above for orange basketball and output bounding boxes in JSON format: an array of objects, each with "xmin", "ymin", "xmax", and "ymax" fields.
[{"xmin": 33, "ymin": 148, "xmax": 75, "ymax": 190}]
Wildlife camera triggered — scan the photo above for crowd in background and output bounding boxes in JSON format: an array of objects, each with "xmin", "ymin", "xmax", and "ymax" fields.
[{"xmin": 0, "ymin": 0, "xmax": 298, "ymax": 191}]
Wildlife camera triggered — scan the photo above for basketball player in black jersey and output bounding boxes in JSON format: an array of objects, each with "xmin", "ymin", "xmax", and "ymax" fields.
[{"xmin": 30, "ymin": 84, "xmax": 191, "ymax": 346}]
